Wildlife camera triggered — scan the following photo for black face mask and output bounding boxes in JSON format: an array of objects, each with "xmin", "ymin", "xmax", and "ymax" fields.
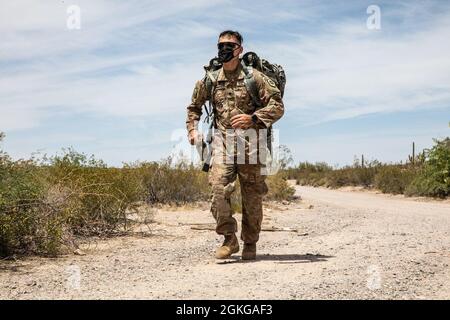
[{"xmin": 217, "ymin": 42, "xmax": 240, "ymax": 63}]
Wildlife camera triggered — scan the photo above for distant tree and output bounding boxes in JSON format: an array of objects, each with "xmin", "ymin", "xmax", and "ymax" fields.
[{"xmin": 278, "ymin": 145, "xmax": 293, "ymax": 170}]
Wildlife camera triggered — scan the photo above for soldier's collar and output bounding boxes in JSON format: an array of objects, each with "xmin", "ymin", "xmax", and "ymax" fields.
[{"xmin": 217, "ymin": 64, "xmax": 245, "ymax": 82}]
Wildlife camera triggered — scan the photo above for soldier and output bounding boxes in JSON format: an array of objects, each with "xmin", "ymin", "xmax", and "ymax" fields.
[{"xmin": 186, "ymin": 30, "xmax": 284, "ymax": 260}]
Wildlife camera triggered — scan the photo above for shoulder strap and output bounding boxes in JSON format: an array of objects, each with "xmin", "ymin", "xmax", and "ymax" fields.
[
  {"xmin": 241, "ymin": 61, "xmax": 273, "ymax": 153},
  {"xmin": 241, "ymin": 61, "xmax": 262, "ymax": 109},
  {"xmin": 204, "ymin": 68, "xmax": 220, "ymax": 101},
  {"xmin": 203, "ymin": 68, "xmax": 220, "ymax": 130}
]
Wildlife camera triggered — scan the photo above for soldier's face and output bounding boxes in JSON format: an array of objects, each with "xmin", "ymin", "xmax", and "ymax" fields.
[{"xmin": 218, "ymin": 35, "xmax": 243, "ymax": 62}]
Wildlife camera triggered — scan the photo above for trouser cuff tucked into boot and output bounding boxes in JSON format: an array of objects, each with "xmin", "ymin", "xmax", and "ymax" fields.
[{"xmin": 242, "ymin": 243, "xmax": 256, "ymax": 260}]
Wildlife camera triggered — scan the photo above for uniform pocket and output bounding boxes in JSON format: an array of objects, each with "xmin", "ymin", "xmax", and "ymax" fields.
[
  {"xmin": 213, "ymin": 87, "xmax": 226, "ymax": 113},
  {"xmin": 239, "ymin": 167, "xmax": 268, "ymax": 196},
  {"xmin": 258, "ymin": 179, "xmax": 269, "ymax": 196},
  {"xmin": 235, "ymin": 85, "xmax": 254, "ymax": 113}
]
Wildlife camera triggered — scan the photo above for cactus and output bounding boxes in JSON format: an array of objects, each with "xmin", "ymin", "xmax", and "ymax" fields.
[
  {"xmin": 407, "ymin": 142, "xmax": 416, "ymax": 165},
  {"xmin": 408, "ymin": 142, "xmax": 424, "ymax": 166}
]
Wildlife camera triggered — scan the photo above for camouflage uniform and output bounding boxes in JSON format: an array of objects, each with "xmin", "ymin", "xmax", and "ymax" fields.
[{"xmin": 186, "ymin": 62, "xmax": 284, "ymax": 244}]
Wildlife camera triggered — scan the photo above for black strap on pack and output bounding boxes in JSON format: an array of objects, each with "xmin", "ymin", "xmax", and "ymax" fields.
[
  {"xmin": 240, "ymin": 61, "xmax": 273, "ymax": 153},
  {"xmin": 203, "ymin": 68, "xmax": 220, "ymax": 133},
  {"xmin": 241, "ymin": 60, "xmax": 262, "ymax": 109}
]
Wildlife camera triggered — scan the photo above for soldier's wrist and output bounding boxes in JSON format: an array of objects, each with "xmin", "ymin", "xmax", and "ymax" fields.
[{"xmin": 251, "ymin": 114, "xmax": 265, "ymax": 128}]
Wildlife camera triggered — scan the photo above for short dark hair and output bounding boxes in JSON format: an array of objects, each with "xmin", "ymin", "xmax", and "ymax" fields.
[{"xmin": 218, "ymin": 30, "xmax": 243, "ymax": 45}]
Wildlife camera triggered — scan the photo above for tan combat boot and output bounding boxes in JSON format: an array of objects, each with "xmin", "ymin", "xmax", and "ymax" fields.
[
  {"xmin": 242, "ymin": 243, "xmax": 256, "ymax": 260},
  {"xmin": 215, "ymin": 234, "xmax": 239, "ymax": 259}
]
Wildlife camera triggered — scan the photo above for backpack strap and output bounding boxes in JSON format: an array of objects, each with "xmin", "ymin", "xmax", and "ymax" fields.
[
  {"xmin": 241, "ymin": 61, "xmax": 262, "ymax": 109},
  {"xmin": 203, "ymin": 68, "xmax": 220, "ymax": 131},
  {"xmin": 240, "ymin": 61, "xmax": 274, "ymax": 154},
  {"xmin": 204, "ymin": 68, "xmax": 220, "ymax": 100}
]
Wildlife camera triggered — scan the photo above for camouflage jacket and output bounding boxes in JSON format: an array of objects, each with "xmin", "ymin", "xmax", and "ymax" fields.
[{"xmin": 186, "ymin": 63, "xmax": 284, "ymax": 134}]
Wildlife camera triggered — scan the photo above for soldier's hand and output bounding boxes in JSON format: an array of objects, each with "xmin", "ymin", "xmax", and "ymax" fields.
[
  {"xmin": 231, "ymin": 114, "xmax": 253, "ymax": 129},
  {"xmin": 188, "ymin": 130, "xmax": 203, "ymax": 145}
]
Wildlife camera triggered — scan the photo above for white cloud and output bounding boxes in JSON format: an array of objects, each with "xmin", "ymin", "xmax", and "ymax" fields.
[
  {"xmin": 1, "ymin": 0, "xmax": 449, "ymax": 165},
  {"xmin": 0, "ymin": 0, "xmax": 222, "ymax": 130},
  {"xmin": 261, "ymin": 8, "xmax": 450, "ymax": 125}
]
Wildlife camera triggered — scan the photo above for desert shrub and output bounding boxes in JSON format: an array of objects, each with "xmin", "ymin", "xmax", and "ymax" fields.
[
  {"xmin": 0, "ymin": 135, "xmax": 297, "ymax": 257},
  {"xmin": 132, "ymin": 158, "xmax": 209, "ymax": 204},
  {"xmin": 325, "ymin": 167, "xmax": 355, "ymax": 188},
  {"xmin": 374, "ymin": 165, "xmax": 416, "ymax": 194},
  {"xmin": 286, "ymin": 138, "xmax": 448, "ymax": 198},
  {"xmin": 265, "ymin": 172, "xmax": 296, "ymax": 201},
  {"xmin": 0, "ymin": 144, "xmax": 149, "ymax": 257},
  {"xmin": 291, "ymin": 159, "xmax": 381, "ymax": 189},
  {"xmin": 352, "ymin": 166, "xmax": 379, "ymax": 187},
  {"xmin": 42, "ymin": 149, "xmax": 144, "ymax": 236},
  {"xmin": 0, "ymin": 155, "xmax": 61, "ymax": 256},
  {"xmin": 289, "ymin": 162, "xmax": 332, "ymax": 186},
  {"xmin": 297, "ymin": 171, "xmax": 328, "ymax": 187},
  {"xmin": 405, "ymin": 138, "xmax": 450, "ymax": 198},
  {"xmin": 324, "ymin": 160, "xmax": 379, "ymax": 188}
]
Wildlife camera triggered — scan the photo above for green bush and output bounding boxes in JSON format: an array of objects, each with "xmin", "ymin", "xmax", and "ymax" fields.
[
  {"xmin": 41, "ymin": 149, "xmax": 144, "ymax": 236},
  {"xmin": 288, "ymin": 162, "xmax": 332, "ymax": 186},
  {"xmin": 131, "ymin": 159, "xmax": 209, "ymax": 205},
  {"xmin": 324, "ymin": 160, "xmax": 380, "ymax": 188},
  {"xmin": 286, "ymin": 138, "xmax": 449, "ymax": 199},
  {"xmin": 0, "ymin": 155, "xmax": 61, "ymax": 256},
  {"xmin": 325, "ymin": 168, "xmax": 355, "ymax": 188},
  {"xmin": 374, "ymin": 165, "xmax": 416, "ymax": 194},
  {"xmin": 265, "ymin": 172, "xmax": 296, "ymax": 201},
  {"xmin": 0, "ymin": 145, "xmax": 148, "ymax": 256},
  {"xmin": 353, "ymin": 166, "xmax": 379, "ymax": 187},
  {"xmin": 405, "ymin": 138, "xmax": 450, "ymax": 198},
  {"xmin": 0, "ymin": 133, "xmax": 297, "ymax": 257}
]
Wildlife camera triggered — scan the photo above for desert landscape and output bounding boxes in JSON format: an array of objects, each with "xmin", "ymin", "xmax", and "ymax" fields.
[{"xmin": 1, "ymin": 184, "xmax": 449, "ymax": 300}]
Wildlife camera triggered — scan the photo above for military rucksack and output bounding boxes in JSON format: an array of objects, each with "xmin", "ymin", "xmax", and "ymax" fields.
[
  {"xmin": 200, "ymin": 52, "xmax": 285, "ymax": 170},
  {"xmin": 203, "ymin": 52, "xmax": 286, "ymax": 111}
]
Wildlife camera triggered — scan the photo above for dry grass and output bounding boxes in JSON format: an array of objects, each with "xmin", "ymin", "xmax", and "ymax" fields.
[
  {"xmin": 287, "ymin": 138, "xmax": 449, "ymax": 199},
  {"xmin": 1, "ymin": 132, "xmax": 295, "ymax": 257}
]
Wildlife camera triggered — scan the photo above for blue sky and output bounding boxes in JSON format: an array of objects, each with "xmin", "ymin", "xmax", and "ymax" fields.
[{"xmin": 1, "ymin": 0, "xmax": 449, "ymax": 167}]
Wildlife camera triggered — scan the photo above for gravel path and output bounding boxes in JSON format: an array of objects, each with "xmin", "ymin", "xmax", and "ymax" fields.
[{"xmin": 1, "ymin": 186, "xmax": 449, "ymax": 299}]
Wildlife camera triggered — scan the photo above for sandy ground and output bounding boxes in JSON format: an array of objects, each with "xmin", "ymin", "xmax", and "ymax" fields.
[{"xmin": 1, "ymin": 185, "xmax": 449, "ymax": 300}]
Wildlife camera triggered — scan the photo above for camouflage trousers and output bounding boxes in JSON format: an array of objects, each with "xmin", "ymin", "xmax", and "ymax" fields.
[{"xmin": 208, "ymin": 161, "xmax": 268, "ymax": 244}]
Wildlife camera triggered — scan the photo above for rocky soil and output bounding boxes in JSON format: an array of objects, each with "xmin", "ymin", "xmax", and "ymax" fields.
[{"xmin": 1, "ymin": 185, "xmax": 449, "ymax": 299}]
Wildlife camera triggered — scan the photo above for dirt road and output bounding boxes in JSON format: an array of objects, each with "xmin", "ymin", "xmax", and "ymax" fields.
[{"xmin": 1, "ymin": 186, "xmax": 449, "ymax": 299}]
